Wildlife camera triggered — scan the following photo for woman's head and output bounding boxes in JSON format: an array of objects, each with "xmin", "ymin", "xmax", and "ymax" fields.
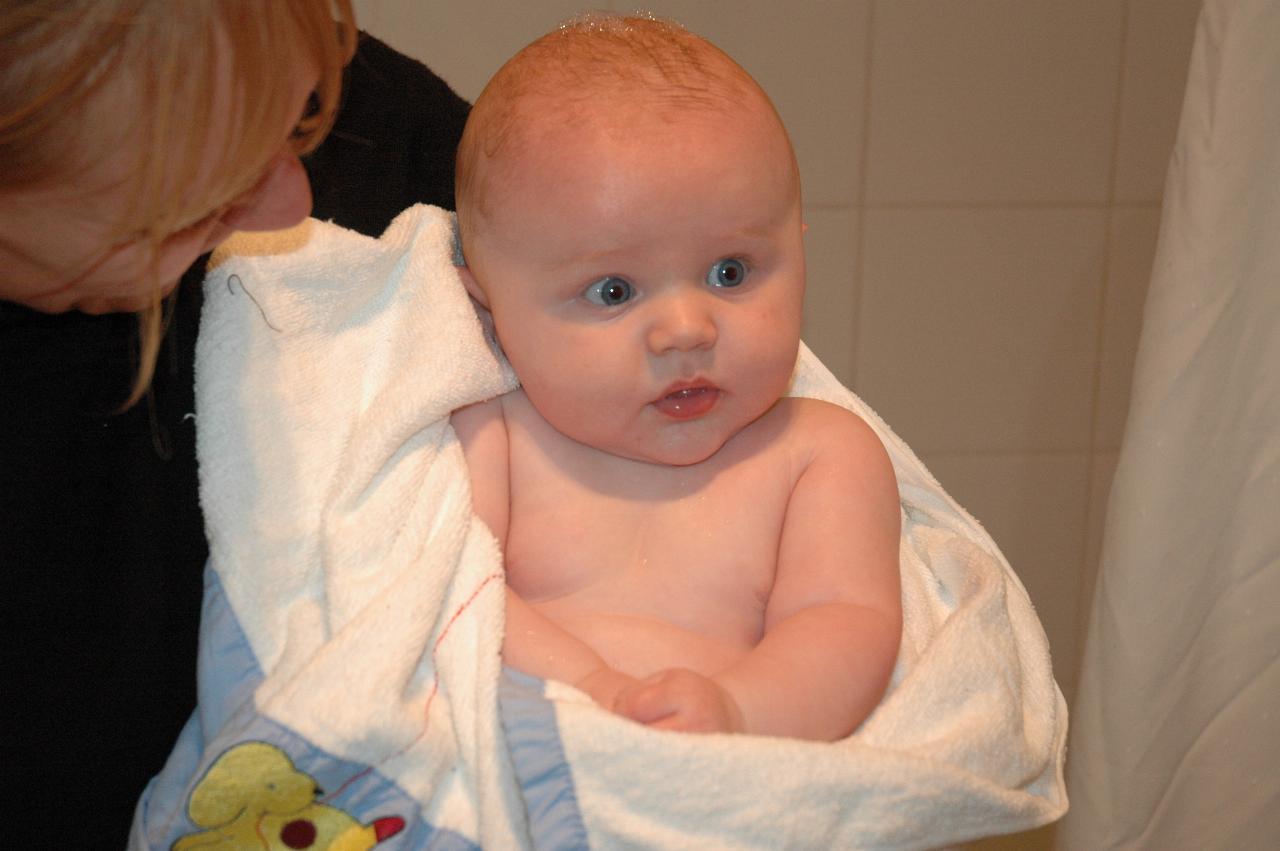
[{"xmin": 0, "ymin": 0, "xmax": 354, "ymax": 398}]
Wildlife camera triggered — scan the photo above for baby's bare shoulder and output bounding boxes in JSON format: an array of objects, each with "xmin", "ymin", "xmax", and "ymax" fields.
[
  {"xmin": 773, "ymin": 397, "xmax": 885, "ymax": 453},
  {"xmin": 764, "ymin": 399, "xmax": 897, "ymax": 502},
  {"xmin": 451, "ymin": 393, "xmax": 517, "ymax": 543},
  {"xmin": 451, "ymin": 391, "xmax": 520, "ymax": 442}
]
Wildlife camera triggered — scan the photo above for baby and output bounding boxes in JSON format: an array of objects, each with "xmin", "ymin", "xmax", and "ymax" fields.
[{"xmin": 451, "ymin": 14, "xmax": 902, "ymax": 742}]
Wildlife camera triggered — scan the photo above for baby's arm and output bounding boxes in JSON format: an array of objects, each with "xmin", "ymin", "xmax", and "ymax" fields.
[
  {"xmin": 451, "ymin": 398, "xmax": 511, "ymax": 546},
  {"xmin": 452, "ymin": 398, "xmax": 638, "ymax": 708},
  {"xmin": 503, "ymin": 588, "xmax": 639, "ymax": 708},
  {"xmin": 716, "ymin": 402, "xmax": 902, "ymax": 740}
]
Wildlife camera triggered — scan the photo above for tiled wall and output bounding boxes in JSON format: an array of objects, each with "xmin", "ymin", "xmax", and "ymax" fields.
[{"xmin": 352, "ymin": 0, "xmax": 1202, "ymax": 843}]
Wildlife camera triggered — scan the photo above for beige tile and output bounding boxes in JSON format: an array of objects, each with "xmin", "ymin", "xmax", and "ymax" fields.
[
  {"xmin": 358, "ymin": 1, "xmax": 870, "ymax": 206},
  {"xmin": 858, "ymin": 209, "xmax": 1107, "ymax": 454},
  {"xmin": 800, "ymin": 207, "xmax": 860, "ymax": 386},
  {"xmin": 636, "ymin": 0, "xmax": 871, "ymax": 207},
  {"xmin": 353, "ymin": 0, "xmax": 589, "ymax": 100},
  {"xmin": 1080, "ymin": 450, "xmax": 1119, "ymax": 646},
  {"xmin": 920, "ymin": 450, "xmax": 1092, "ymax": 705},
  {"xmin": 867, "ymin": 0, "xmax": 1124, "ymax": 204},
  {"xmin": 1096, "ymin": 206, "xmax": 1161, "ymax": 448},
  {"xmin": 1115, "ymin": 0, "xmax": 1204, "ymax": 202}
]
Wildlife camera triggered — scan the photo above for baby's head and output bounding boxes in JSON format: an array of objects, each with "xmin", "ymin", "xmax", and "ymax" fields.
[
  {"xmin": 456, "ymin": 13, "xmax": 799, "ymax": 233},
  {"xmin": 456, "ymin": 14, "xmax": 805, "ymax": 467}
]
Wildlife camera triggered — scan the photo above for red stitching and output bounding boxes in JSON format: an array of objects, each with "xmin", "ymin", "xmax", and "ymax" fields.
[
  {"xmin": 322, "ymin": 764, "xmax": 373, "ymax": 804},
  {"xmin": 321, "ymin": 571, "xmax": 504, "ymax": 803},
  {"xmin": 421, "ymin": 572, "xmax": 505, "ymax": 724}
]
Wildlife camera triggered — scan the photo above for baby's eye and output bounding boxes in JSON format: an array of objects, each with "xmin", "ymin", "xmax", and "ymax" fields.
[
  {"xmin": 584, "ymin": 276, "xmax": 635, "ymax": 306},
  {"xmin": 706, "ymin": 258, "xmax": 748, "ymax": 288}
]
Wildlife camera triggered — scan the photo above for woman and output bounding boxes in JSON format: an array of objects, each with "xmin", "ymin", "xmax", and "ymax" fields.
[{"xmin": 0, "ymin": 2, "xmax": 469, "ymax": 844}]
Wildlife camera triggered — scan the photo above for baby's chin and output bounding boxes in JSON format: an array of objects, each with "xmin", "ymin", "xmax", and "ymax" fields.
[{"xmin": 611, "ymin": 430, "xmax": 735, "ymax": 468}]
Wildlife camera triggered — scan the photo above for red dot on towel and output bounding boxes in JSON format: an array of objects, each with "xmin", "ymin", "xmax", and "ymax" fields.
[{"xmin": 280, "ymin": 818, "xmax": 317, "ymax": 848}]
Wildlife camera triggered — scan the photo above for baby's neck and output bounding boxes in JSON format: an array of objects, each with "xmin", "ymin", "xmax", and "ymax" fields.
[{"xmin": 508, "ymin": 389, "xmax": 769, "ymax": 502}]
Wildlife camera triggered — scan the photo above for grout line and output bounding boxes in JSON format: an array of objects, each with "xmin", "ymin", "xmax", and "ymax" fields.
[
  {"xmin": 916, "ymin": 447, "xmax": 1098, "ymax": 461},
  {"xmin": 849, "ymin": 0, "xmax": 877, "ymax": 391},
  {"xmin": 1075, "ymin": 0, "xmax": 1133, "ymax": 658},
  {"xmin": 827, "ymin": 199, "xmax": 1161, "ymax": 212}
]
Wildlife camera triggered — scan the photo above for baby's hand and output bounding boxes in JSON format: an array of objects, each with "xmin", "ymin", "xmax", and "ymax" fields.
[
  {"xmin": 575, "ymin": 666, "xmax": 641, "ymax": 712},
  {"xmin": 614, "ymin": 668, "xmax": 745, "ymax": 734}
]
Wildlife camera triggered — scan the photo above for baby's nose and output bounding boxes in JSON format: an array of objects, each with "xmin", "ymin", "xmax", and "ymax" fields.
[{"xmin": 645, "ymin": 291, "xmax": 718, "ymax": 354}]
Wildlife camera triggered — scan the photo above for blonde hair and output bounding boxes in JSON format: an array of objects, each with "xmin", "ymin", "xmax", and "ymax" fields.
[
  {"xmin": 0, "ymin": 0, "xmax": 355, "ymax": 406},
  {"xmin": 455, "ymin": 13, "xmax": 794, "ymax": 248}
]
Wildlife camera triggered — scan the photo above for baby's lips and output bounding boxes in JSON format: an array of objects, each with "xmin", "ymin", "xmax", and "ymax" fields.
[{"xmin": 653, "ymin": 384, "xmax": 720, "ymax": 419}]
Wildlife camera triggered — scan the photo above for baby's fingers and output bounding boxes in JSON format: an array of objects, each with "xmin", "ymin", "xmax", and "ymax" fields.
[
  {"xmin": 615, "ymin": 669, "xmax": 739, "ymax": 733},
  {"xmin": 613, "ymin": 673, "xmax": 681, "ymax": 724}
]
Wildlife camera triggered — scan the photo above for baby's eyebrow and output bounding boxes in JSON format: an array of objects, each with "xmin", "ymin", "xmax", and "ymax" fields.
[
  {"xmin": 547, "ymin": 246, "xmax": 633, "ymax": 272},
  {"xmin": 723, "ymin": 216, "xmax": 788, "ymax": 242}
]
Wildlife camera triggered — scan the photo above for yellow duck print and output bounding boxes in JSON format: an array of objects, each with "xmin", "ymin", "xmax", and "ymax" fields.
[{"xmin": 172, "ymin": 742, "xmax": 405, "ymax": 850}]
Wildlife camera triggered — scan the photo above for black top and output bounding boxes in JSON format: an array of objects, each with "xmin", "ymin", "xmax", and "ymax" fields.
[{"xmin": 0, "ymin": 34, "xmax": 468, "ymax": 849}]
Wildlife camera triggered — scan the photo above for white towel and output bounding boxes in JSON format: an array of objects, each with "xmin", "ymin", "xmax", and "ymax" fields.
[
  {"xmin": 189, "ymin": 207, "xmax": 524, "ymax": 848},
  {"xmin": 136, "ymin": 204, "xmax": 1066, "ymax": 851}
]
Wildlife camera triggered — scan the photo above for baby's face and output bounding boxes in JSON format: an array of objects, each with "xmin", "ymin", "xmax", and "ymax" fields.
[{"xmin": 464, "ymin": 97, "xmax": 804, "ymax": 466}]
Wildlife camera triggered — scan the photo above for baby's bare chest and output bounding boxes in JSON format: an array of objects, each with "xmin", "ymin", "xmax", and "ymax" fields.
[{"xmin": 503, "ymin": 442, "xmax": 799, "ymax": 632}]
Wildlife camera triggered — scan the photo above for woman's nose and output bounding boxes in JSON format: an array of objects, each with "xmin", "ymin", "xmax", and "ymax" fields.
[
  {"xmin": 645, "ymin": 290, "xmax": 718, "ymax": 354},
  {"xmin": 219, "ymin": 150, "xmax": 313, "ymax": 233}
]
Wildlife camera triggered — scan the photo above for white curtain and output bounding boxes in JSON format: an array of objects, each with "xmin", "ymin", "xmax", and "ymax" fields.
[{"xmin": 1061, "ymin": 0, "xmax": 1280, "ymax": 847}]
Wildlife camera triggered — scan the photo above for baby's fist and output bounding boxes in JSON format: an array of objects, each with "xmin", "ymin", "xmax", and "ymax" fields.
[{"xmin": 614, "ymin": 668, "xmax": 744, "ymax": 734}]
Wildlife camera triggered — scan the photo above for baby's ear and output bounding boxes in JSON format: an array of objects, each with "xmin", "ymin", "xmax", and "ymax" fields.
[
  {"xmin": 450, "ymin": 212, "xmax": 488, "ymax": 307},
  {"xmin": 457, "ymin": 264, "xmax": 491, "ymax": 310}
]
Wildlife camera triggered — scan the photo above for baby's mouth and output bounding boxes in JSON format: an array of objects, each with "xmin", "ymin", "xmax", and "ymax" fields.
[{"xmin": 652, "ymin": 382, "xmax": 721, "ymax": 419}]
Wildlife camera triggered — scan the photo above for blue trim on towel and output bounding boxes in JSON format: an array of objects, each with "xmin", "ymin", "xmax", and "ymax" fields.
[
  {"xmin": 133, "ymin": 567, "xmax": 480, "ymax": 851},
  {"xmin": 141, "ymin": 714, "xmax": 480, "ymax": 850},
  {"xmin": 500, "ymin": 669, "xmax": 591, "ymax": 850},
  {"xmin": 449, "ymin": 211, "xmax": 467, "ymax": 267},
  {"xmin": 196, "ymin": 564, "xmax": 267, "ymax": 733}
]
